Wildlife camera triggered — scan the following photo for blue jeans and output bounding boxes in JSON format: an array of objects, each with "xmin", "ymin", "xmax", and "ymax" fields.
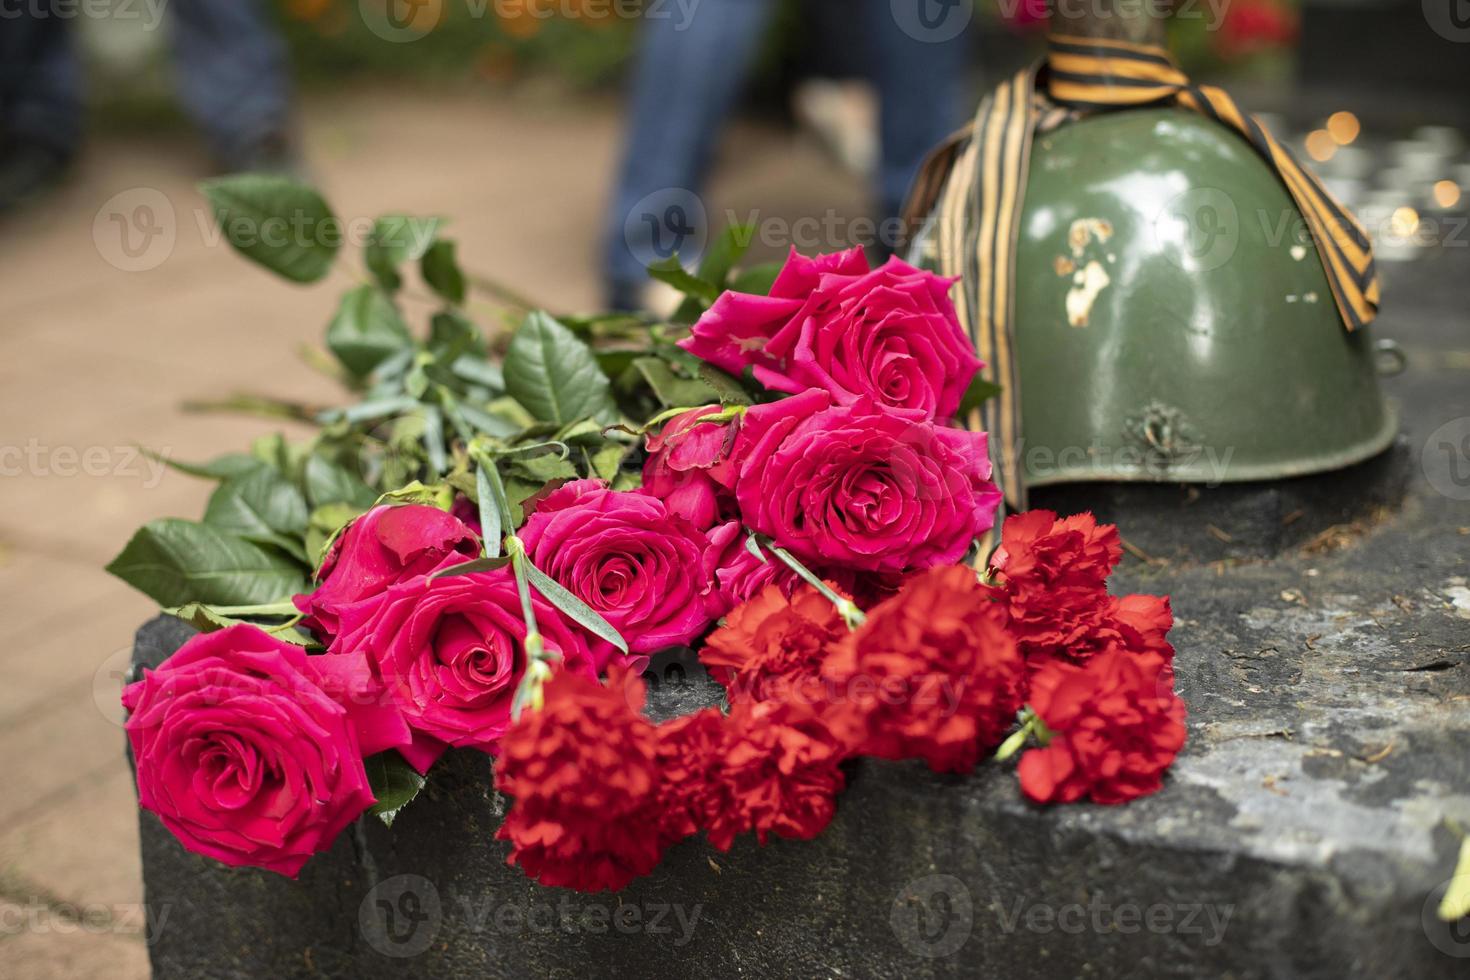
[
  {"xmin": 602, "ymin": 0, "xmax": 969, "ymax": 295},
  {"xmin": 0, "ymin": 0, "xmax": 292, "ymax": 161}
]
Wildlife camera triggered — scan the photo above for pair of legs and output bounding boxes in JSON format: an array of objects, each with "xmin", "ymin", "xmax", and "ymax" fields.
[
  {"xmin": 0, "ymin": 0, "xmax": 292, "ymax": 168},
  {"xmin": 603, "ymin": 0, "xmax": 970, "ymax": 305}
]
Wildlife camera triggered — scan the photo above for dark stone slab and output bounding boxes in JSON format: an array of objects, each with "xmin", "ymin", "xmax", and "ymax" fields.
[
  {"xmin": 1031, "ymin": 439, "xmax": 1414, "ymax": 563},
  {"xmin": 129, "ymin": 249, "xmax": 1470, "ymax": 978}
]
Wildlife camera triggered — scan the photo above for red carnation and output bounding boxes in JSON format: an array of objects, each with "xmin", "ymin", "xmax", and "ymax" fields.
[
  {"xmin": 990, "ymin": 509, "xmax": 1121, "ymax": 592},
  {"xmin": 700, "ymin": 582, "xmax": 848, "ymax": 703},
  {"xmin": 1093, "ymin": 593, "xmax": 1175, "ymax": 662},
  {"xmin": 703, "ymin": 696, "xmax": 848, "ymax": 851},
  {"xmin": 1023, "ymin": 592, "xmax": 1177, "ymax": 673},
  {"xmin": 652, "ymin": 707, "xmax": 726, "ymax": 844},
  {"xmin": 493, "ymin": 667, "xmax": 664, "ymax": 892},
  {"xmin": 1018, "ymin": 647, "xmax": 1187, "ymax": 805},
  {"xmin": 824, "ymin": 565, "xmax": 1026, "ymax": 773},
  {"xmin": 988, "ymin": 510, "xmax": 1135, "ymax": 667}
]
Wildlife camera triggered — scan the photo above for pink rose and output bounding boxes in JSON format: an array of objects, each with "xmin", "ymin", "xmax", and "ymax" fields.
[
  {"xmin": 702, "ymin": 520, "xmax": 791, "ymax": 618},
  {"xmin": 330, "ymin": 570, "xmax": 595, "ymax": 754},
  {"xmin": 519, "ymin": 479, "xmax": 713, "ymax": 658},
  {"xmin": 123, "ymin": 624, "xmax": 379, "ymax": 877},
  {"xmin": 294, "ymin": 504, "xmax": 481, "ymax": 642},
  {"xmin": 733, "ymin": 389, "xmax": 1001, "ymax": 573},
  {"xmin": 641, "ymin": 406, "xmax": 742, "ymax": 529},
  {"xmin": 680, "ymin": 248, "xmax": 982, "ymax": 420},
  {"xmin": 678, "ymin": 247, "xmax": 868, "ymax": 376}
]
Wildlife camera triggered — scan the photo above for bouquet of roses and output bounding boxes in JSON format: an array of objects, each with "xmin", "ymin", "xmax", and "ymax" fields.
[{"xmin": 111, "ymin": 176, "xmax": 1186, "ymax": 889}]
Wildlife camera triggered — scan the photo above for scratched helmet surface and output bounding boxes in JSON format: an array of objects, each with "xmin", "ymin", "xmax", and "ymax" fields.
[{"xmin": 915, "ymin": 106, "xmax": 1397, "ymax": 486}]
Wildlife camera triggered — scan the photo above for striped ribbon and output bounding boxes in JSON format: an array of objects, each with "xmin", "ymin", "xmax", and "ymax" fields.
[{"xmin": 907, "ymin": 33, "xmax": 1380, "ymax": 516}]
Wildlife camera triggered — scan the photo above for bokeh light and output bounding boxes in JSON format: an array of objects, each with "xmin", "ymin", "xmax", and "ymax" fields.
[
  {"xmin": 1305, "ymin": 129, "xmax": 1337, "ymax": 162},
  {"xmin": 1390, "ymin": 206, "xmax": 1421, "ymax": 239},
  {"xmin": 1326, "ymin": 111, "xmax": 1361, "ymax": 146}
]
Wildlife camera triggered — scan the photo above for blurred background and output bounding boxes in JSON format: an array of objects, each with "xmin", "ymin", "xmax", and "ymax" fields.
[{"xmin": 2, "ymin": 1, "xmax": 1469, "ymax": 976}]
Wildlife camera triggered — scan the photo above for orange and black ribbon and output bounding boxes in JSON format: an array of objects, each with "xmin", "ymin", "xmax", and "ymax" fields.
[{"xmin": 906, "ymin": 33, "xmax": 1381, "ymax": 513}]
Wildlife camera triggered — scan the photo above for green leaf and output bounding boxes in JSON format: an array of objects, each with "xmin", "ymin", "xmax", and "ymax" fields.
[
  {"xmin": 199, "ymin": 174, "xmax": 341, "ymax": 283},
  {"xmin": 633, "ymin": 356, "xmax": 720, "ymax": 409},
  {"xmin": 203, "ymin": 467, "xmax": 310, "ymax": 561},
  {"xmin": 421, "ymin": 239, "xmax": 466, "ymax": 305},
  {"xmin": 450, "ymin": 355, "xmax": 504, "ymax": 393},
  {"xmin": 476, "ymin": 464, "xmax": 502, "ymax": 559},
  {"xmin": 645, "ymin": 257, "xmax": 719, "ymax": 305},
  {"xmin": 697, "ymin": 362, "xmax": 753, "ymax": 406},
  {"xmin": 421, "ymin": 406, "xmax": 447, "ymax": 479},
  {"xmin": 672, "ymin": 223, "xmax": 755, "ymax": 321},
  {"xmin": 326, "ymin": 285, "xmax": 412, "ymax": 377},
  {"xmin": 431, "ymin": 555, "xmax": 511, "ymax": 579},
  {"xmin": 553, "ymin": 418, "xmax": 605, "ymax": 445},
  {"xmin": 483, "ymin": 396, "xmax": 538, "ymax": 430},
  {"xmin": 107, "ymin": 519, "xmax": 308, "ymax": 607},
  {"xmin": 143, "ymin": 449, "xmax": 261, "ymax": 482},
  {"xmin": 594, "ymin": 348, "xmax": 641, "ymax": 380},
  {"xmin": 323, "ymin": 394, "xmax": 420, "ymax": 426},
  {"xmin": 744, "ymin": 533, "xmax": 768, "ymax": 563},
  {"xmin": 364, "ymin": 215, "xmax": 441, "ymax": 292},
  {"xmin": 589, "ymin": 443, "xmax": 627, "ymax": 482},
  {"xmin": 502, "ymin": 476, "xmax": 544, "ymax": 526},
  {"xmin": 503, "ymin": 312, "xmax": 617, "ymax": 426},
  {"xmin": 374, "ymin": 481, "xmax": 453, "ymax": 510},
  {"xmin": 305, "ymin": 501, "xmax": 363, "ymax": 570},
  {"xmin": 957, "ymin": 375, "xmax": 1003, "ymax": 418},
  {"xmin": 164, "ymin": 601, "xmax": 308, "ymax": 645},
  {"xmin": 455, "ymin": 402, "xmax": 523, "ymax": 439},
  {"xmin": 521, "ymin": 559, "xmax": 628, "ymax": 654},
  {"xmin": 428, "ymin": 311, "xmax": 484, "ymax": 361},
  {"xmin": 250, "ymin": 432, "xmax": 294, "ymax": 474},
  {"xmin": 304, "ymin": 455, "xmax": 376, "ymax": 509},
  {"xmin": 508, "ymin": 452, "xmax": 577, "ymax": 486},
  {"xmin": 728, "ymin": 261, "xmax": 782, "ymax": 297},
  {"xmin": 364, "ymin": 751, "xmax": 426, "ymax": 827},
  {"xmin": 698, "ymin": 223, "xmax": 756, "ymax": 288}
]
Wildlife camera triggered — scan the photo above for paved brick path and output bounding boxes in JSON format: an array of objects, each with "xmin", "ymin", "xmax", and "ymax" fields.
[{"xmin": 0, "ymin": 87, "xmax": 865, "ymax": 978}]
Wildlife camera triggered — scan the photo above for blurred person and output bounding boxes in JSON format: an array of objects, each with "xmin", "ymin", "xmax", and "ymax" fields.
[
  {"xmin": 0, "ymin": 0, "xmax": 296, "ymax": 211},
  {"xmin": 602, "ymin": 0, "xmax": 969, "ymax": 311}
]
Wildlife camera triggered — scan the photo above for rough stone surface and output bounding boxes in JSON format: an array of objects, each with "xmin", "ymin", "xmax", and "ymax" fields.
[{"xmin": 130, "ymin": 254, "xmax": 1470, "ymax": 978}]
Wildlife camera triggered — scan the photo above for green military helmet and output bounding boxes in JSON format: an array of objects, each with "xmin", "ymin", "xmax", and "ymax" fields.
[{"xmin": 911, "ymin": 107, "xmax": 1399, "ymax": 488}]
